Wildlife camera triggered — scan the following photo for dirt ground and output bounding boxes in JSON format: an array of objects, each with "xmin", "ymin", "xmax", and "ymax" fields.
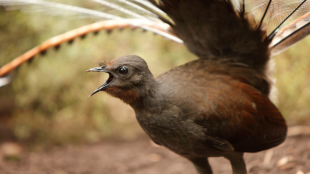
[{"xmin": 0, "ymin": 133, "xmax": 309, "ymax": 174}]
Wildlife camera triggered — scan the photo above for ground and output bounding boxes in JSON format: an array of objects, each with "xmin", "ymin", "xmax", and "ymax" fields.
[{"xmin": 0, "ymin": 133, "xmax": 309, "ymax": 174}]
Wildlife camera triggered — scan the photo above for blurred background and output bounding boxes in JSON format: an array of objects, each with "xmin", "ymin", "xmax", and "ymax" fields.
[{"xmin": 0, "ymin": 0, "xmax": 309, "ymax": 154}]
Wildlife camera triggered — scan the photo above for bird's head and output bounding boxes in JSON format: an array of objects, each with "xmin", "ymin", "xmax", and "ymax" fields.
[{"xmin": 86, "ymin": 55, "xmax": 155, "ymax": 104}]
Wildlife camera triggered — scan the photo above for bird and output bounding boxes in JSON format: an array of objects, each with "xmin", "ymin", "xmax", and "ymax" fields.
[
  {"xmin": 0, "ymin": 0, "xmax": 310, "ymax": 174},
  {"xmin": 86, "ymin": 54, "xmax": 287, "ymax": 174}
]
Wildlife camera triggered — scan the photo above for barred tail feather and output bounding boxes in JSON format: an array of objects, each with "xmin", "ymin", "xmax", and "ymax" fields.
[{"xmin": 0, "ymin": 20, "xmax": 179, "ymax": 77}]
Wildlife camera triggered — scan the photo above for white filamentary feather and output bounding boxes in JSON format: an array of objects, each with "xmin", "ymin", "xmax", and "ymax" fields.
[
  {"xmin": 0, "ymin": 0, "xmax": 124, "ymax": 20},
  {"xmin": 0, "ymin": 0, "xmax": 183, "ymax": 43},
  {"xmin": 132, "ymin": 0, "xmax": 167, "ymax": 15},
  {"xmin": 115, "ymin": 0, "xmax": 158, "ymax": 17},
  {"xmin": 91, "ymin": 0, "xmax": 150, "ymax": 20},
  {"xmin": 0, "ymin": 75, "xmax": 11, "ymax": 87},
  {"xmin": 230, "ymin": 0, "xmax": 242, "ymax": 11}
]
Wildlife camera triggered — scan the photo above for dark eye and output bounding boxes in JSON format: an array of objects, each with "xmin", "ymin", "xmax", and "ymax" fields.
[{"xmin": 118, "ymin": 66, "xmax": 128, "ymax": 75}]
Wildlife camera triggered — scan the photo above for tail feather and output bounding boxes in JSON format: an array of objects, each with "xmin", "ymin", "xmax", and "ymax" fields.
[
  {"xmin": 91, "ymin": 0, "xmax": 150, "ymax": 20},
  {"xmin": 0, "ymin": 0, "xmax": 310, "ymax": 87},
  {"xmin": 154, "ymin": 0, "xmax": 270, "ymax": 75},
  {"xmin": 271, "ymin": 12, "xmax": 310, "ymax": 55},
  {"xmin": 0, "ymin": 0, "xmax": 124, "ymax": 20},
  {"xmin": 0, "ymin": 73, "xmax": 11, "ymax": 87},
  {"xmin": 268, "ymin": 0, "xmax": 307, "ymax": 39},
  {"xmin": 110, "ymin": 0, "xmax": 159, "ymax": 17},
  {"xmin": 0, "ymin": 20, "xmax": 178, "ymax": 77}
]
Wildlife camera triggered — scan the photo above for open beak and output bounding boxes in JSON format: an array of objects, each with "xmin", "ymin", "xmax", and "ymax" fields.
[{"xmin": 86, "ymin": 66, "xmax": 115, "ymax": 97}]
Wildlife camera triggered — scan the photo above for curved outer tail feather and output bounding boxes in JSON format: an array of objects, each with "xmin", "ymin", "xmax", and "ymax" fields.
[{"xmin": 0, "ymin": 19, "xmax": 179, "ymax": 77}]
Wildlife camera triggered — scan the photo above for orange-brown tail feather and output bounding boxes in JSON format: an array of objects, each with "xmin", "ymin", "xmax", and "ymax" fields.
[{"xmin": 0, "ymin": 20, "xmax": 177, "ymax": 77}]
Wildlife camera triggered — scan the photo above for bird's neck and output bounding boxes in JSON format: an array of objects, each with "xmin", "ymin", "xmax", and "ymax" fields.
[{"xmin": 130, "ymin": 78, "xmax": 164, "ymax": 118}]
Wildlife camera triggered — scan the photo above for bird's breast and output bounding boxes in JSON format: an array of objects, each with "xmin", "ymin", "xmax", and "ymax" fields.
[{"xmin": 136, "ymin": 110, "xmax": 221, "ymax": 158}]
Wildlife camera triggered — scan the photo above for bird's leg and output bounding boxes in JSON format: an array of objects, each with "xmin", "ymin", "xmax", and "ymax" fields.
[
  {"xmin": 189, "ymin": 157, "xmax": 213, "ymax": 174},
  {"xmin": 225, "ymin": 152, "xmax": 247, "ymax": 174}
]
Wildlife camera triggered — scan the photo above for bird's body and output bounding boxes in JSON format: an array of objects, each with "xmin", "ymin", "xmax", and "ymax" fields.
[
  {"xmin": 140, "ymin": 59, "xmax": 286, "ymax": 155},
  {"xmin": 88, "ymin": 55, "xmax": 287, "ymax": 174}
]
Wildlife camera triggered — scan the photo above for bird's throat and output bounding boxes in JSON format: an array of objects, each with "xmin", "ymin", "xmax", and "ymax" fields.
[{"xmin": 106, "ymin": 88, "xmax": 141, "ymax": 104}]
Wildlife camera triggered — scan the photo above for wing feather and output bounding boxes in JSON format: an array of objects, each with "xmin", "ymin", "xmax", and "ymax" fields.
[{"xmin": 194, "ymin": 79, "xmax": 287, "ymax": 152}]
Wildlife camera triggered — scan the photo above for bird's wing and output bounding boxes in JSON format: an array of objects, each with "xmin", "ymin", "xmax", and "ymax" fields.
[
  {"xmin": 157, "ymin": 59, "xmax": 287, "ymax": 152},
  {"xmin": 193, "ymin": 78, "xmax": 287, "ymax": 152}
]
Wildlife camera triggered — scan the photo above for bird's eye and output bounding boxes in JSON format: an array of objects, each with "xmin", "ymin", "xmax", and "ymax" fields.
[{"xmin": 118, "ymin": 66, "xmax": 128, "ymax": 75}]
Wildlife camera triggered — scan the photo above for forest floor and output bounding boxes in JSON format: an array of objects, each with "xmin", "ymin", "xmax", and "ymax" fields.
[{"xmin": 0, "ymin": 128, "xmax": 310, "ymax": 174}]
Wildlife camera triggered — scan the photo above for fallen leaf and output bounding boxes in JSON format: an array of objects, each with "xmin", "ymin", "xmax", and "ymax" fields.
[
  {"xmin": 0, "ymin": 142, "xmax": 23, "ymax": 161},
  {"xmin": 277, "ymin": 156, "xmax": 294, "ymax": 166},
  {"xmin": 280, "ymin": 163, "xmax": 295, "ymax": 171}
]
